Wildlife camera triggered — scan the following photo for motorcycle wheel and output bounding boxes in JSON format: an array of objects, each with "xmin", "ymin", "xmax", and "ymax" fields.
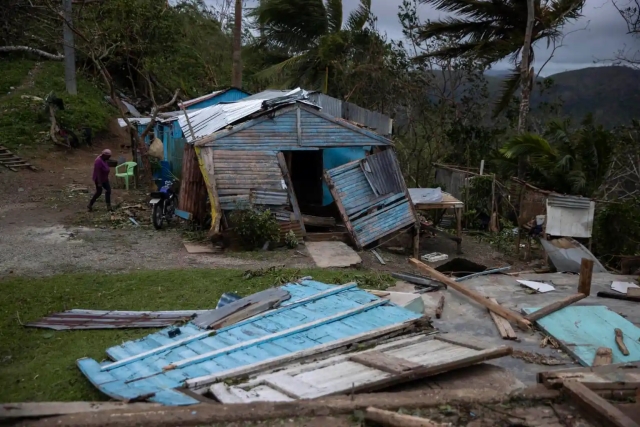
[
  {"xmin": 152, "ymin": 202, "xmax": 164, "ymax": 230},
  {"xmin": 165, "ymin": 197, "xmax": 176, "ymax": 224}
]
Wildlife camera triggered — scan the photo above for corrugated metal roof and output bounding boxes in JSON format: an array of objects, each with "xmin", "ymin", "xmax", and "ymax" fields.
[
  {"xmin": 241, "ymin": 90, "xmax": 292, "ymax": 101},
  {"xmin": 547, "ymin": 194, "xmax": 592, "ymax": 209},
  {"xmin": 77, "ymin": 280, "xmax": 421, "ymax": 405},
  {"xmin": 25, "ymin": 309, "xmax": 212, "ymax": 330},
  {"xmin": 178, "ymin": 88, "xmax": 309, "ymax": 142}
]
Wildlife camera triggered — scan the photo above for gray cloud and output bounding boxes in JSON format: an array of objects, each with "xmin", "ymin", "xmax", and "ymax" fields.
[{"xmin": 341, "ymin": 0, "xmax": 639, "ymax": 76}]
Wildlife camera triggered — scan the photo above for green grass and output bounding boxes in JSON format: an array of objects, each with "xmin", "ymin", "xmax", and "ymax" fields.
[
  {"xmin": 0, "ymin": 57, "xmax": 115, "ymax": 151},
  {"xmin": 0, "ymin": 268, "xmax": 393, "ymax": 403}
]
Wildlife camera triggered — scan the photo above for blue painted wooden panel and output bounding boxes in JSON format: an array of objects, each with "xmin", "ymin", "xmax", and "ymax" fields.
[
  {"xmin": 523, "ymin": 305, "xmax": 640, "ymax": 366},
  {"xmin": 322, "ymin": 147, "xmax": 370, "ymax": 206},
  {"xmin": 352, "ymin": 200, "xmax": 415, "ymax": 246},
  {"xmin": 185, "ymin": 88, "xmax": 250, "ymax": 110},
  {"xmin": 325, "ymin": 150, "xmax": 416, "ymax": 248},
  {"xmin": 212, "ymin": 108, "xmax": 389, "ymax": 150},
  {"xmin": 78, "ymin": 280, "xmax": 420, "ymax": 405}
]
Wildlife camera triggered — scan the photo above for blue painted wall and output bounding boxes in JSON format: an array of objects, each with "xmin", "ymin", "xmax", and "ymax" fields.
[
  {"xmin": 185, "ymin": 88, "xmax": 250, "ymax": 110},
  {"xmin": 322, "ymin": 147, "xmax": 370, "ymax": 206}
]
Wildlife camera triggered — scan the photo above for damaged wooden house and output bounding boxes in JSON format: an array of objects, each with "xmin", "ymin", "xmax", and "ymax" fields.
[{"xmin": 178, "ymin": 89, "xmax": 419, "ymax": 252}]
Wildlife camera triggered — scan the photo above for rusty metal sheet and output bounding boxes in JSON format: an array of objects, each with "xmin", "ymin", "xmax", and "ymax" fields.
[{"xmin": 25, "ymin": 309, "xmax": 212, "ymax": 330}]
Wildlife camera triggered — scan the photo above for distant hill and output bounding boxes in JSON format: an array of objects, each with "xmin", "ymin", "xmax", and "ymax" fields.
[{"xmin": 484, "ymin": 66, "xmax": 640, "ymax": 127}]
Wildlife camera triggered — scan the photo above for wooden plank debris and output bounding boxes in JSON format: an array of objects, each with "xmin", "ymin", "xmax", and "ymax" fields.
[
  {"xmin": 538, "ymin": 362, "xmax": 640, "ymax": 389},
  {"xmin": 523, "ymin": 293, "xmax": 587, "ymax": 322},
  {"xmin": 0, "ymin": 145, "xmax": 37, "ymax": 171},
  {"xmin": 615, "ymin": 328, "xmax": 630, "ymax": 356},
  {"xmin": 185, "ymin": 317, "xmax": 427, "ymax": 390},
  {"xmin": 435, "ymin": 296, "xmax": 445, "ymax": 319},
  {"xmin": 597, "ymin": 291, "xmax": 640, "ymax": 302},
  {"xmin": 25, "ymin": 309, "xmax": 211, "ymax": 330},
  {"xmin": 0, "ymin": 401, "xmax": 160, "ymax": 419},
  {"xmin": 409, "ymin": 258, "xmax": 531, "ymax": 330},
  {"xmin": 364, "ymin": 407, "xmax": 449, "ymax": 427},
  {"xmin": 301, "ymin": 214, "xmax": 336, "ymax": 228},
  {"xmin": 578, "ymin": 258, "xmax": 594, "ymax": 295},
  {"xmin": 350, "ymin": 351, "xmax": 421, "ymax": 374},
  {"xmin": 371, "ymin": 249, "xmax": 386, "ymax": 265},
  {"xmin": 563, "ymin": 381, "xmax": 639, "ymax": 427},
  {"xmin": 487, "ymin": 298, "xmax": 517, "ymax": 340},
  {"xmin": 592, "ymin": 347, "xmax": 613, "ymax": 366},
  {"xmin": 209, "ymin": 333, "xmax": 512, "ymax": 403}
]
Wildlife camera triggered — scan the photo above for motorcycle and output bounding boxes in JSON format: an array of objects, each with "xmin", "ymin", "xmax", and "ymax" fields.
[{"xmin": 150, "ymin": 180, "xmax": 178, "ymax": 230}]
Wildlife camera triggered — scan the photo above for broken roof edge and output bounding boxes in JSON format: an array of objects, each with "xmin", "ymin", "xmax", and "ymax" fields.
[
  {"xmin": 194, "ymin": 102, "xmax": 394, "ymax": 148},
  {"xmin": 182, "ymin": 88, "xmax": 309, "ymax": 143},
  {"xmin": 179, "ymin": 87, "xmax": 252, "ymax": 108}
]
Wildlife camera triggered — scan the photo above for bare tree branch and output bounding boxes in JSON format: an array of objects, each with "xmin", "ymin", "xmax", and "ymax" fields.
[{"xmin": 0, "ymin": 45, "xmax": 63, "ymax": 60}]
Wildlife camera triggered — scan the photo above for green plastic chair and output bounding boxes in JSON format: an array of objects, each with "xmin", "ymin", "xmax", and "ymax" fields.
[{"xmin": 115, "ymin": 161, "xmax": 137, "ymax": 190}]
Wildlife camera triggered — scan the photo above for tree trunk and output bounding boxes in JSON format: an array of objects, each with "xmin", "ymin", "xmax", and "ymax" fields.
[
  {"xmin": 62, "ymin": 0, "xmax": 77, "ymax": 95},
  {"xmin": 231, "ymin": 0, "xmax": 242, "ymax": 88},
  {"xmin": 517, "ymin": 0, "xmax": 535, "ymax": 179}
]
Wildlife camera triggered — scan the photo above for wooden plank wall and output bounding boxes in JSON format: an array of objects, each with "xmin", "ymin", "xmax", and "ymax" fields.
[{"xmin": 178, "ymin": 143, "xmax": 208, "ymax": 223}]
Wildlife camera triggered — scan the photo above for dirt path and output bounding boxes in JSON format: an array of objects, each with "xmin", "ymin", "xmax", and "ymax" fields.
[{"xmin": 0, "ymin": 127, "xmax": 534, "ymax": 277}]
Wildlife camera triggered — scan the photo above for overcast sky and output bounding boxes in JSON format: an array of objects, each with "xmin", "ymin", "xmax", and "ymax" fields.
[
  {"xmin": 341, "ymin": 0, "xmax": 638, "ymax": 76},
  {"xmin": 225, "ymin": 0, "xmax": 638, "ymax": 77}
]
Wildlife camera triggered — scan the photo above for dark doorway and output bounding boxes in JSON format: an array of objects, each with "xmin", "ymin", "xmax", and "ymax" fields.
[{"xmin": 288, "ymin": 150, "xmax": 324, "ymax": 208}]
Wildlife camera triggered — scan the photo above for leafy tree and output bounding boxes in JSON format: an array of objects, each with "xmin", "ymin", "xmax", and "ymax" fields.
[{"xmin": 497, "ymin": 115, "xmax": 614, "ymax": 196}]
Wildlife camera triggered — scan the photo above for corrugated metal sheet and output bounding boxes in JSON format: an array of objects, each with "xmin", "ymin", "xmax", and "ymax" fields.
[
  {"xmin": 25, "ymin": 309, "xmax": 211, "ymax": 330},
  {"xmin": 539, "ymin": 238, "xmax": 607, "ymax": 273},
  {"xmin": 307, "ymin": 92, "xmax": 343, "ymax": 118},
  {"xmin": 77, "ymin": 280, "xmax": 421, "ymax": 405},
  {"xmin": 308, "ymin": 93, "xmax": 392, "ymax": 136},
  {"xmin": 241, "ymin": 90, "xmax": 292, "ymax": 102},
  {"xmin": 434, "ymin": 168, "xmax": 467, "ymax": 200},
  {"xmin": 362, "ymin": 149, "xmax": 404, "ymax": 195},
  {"xmin": 547, "ymin": 194, "xmax": 592, "ymax": 209},
  {"xmin": 179, "ymin": 89, "xmax": 308, "ymax": 142},
  {"xmin": 325, "ymin": 150, "xmax": 417, "ymax": 249},
  {"xmin": 180, "ymin": 88, "xmax": 251, "ymax": 110},
  {"xmin": 546, "ymin": 199, "xmax": 596, "ymax": 238},
  {"xmin": 344, "ymin": 101, "xmax": 392, "ymax": 136}
]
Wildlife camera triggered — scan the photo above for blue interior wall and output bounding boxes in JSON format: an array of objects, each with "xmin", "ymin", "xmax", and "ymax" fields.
[
  {"xmin": 185, "ymin": 88, "xmax": 250, "ymax": 110},
  {"xmin": 322, "ymin": 147, "xmax": 371, "ymax": 205}
]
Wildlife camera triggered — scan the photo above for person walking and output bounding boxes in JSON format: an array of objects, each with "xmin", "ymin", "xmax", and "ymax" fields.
[{"xmin": 88, "ymin": 148, "xmax": 112, "ymax": 212}]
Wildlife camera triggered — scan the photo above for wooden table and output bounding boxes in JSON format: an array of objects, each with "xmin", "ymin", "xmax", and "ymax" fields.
[{"xmin": 411, "ymin": 191, "xmax": 464, "ymax": 255}]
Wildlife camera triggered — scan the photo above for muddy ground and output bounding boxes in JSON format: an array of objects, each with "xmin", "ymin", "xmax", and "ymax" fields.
[{"xmin": 0, "ymin": 128, "xmax": 538, "ymax": 278}]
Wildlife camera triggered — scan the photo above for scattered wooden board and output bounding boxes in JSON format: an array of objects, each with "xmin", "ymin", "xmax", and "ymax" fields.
[
  {"xmin": 538, "ymin": 362, "xmax": 640, "ymax": 390},
  {"xmin": 209, "ymin": 333, "xmax": 512, "ymax": 403},
  {"xmin": 523, "ymin": 293, "xmax": 587, "ymax": 322},
  {"xmin": 0, "ymin": 401, "xmax": 160, "ymax": 419},
  {"xmin": 364, "ymin": 407, "xmax": 448, "ymax": 427},
  {"xmin": 487, "ymin": 298, "xmax": 517, "ymax": 340},
  {"xmin": 0, "ymin": 145, "xmax": 37, "ymax": 171},
  {"xmin": 306, "ymin": 241, "xmax": 362, "ymax": 268},
  {"xmin": 183, "ymin": 242, "xmax": 217, "ymax": 254},
  {"xmin": 409, "ymin": 258, "xmax": 531, "ymax": 330},
  {"xmin": 592, "ymin": 347, "xmax": 613, "ymax": 366},
  {"xmin": 563, "ymin": 381, "xmax": 639, "ymax": 427}
]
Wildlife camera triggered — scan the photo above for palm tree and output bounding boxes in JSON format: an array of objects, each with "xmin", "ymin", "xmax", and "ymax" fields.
[
  {"xmin": 251, "ymin": 0, "xmax": 374, "ymax": 92},
  {"xmin": 415, "ymin": 0, "xmax": 585, "ymax": 115}
]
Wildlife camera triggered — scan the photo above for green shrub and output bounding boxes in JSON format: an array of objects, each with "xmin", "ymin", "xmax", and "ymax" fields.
[{"xmin": 230, "ymin": 207, "xmax": 281, "ymax": 250}]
